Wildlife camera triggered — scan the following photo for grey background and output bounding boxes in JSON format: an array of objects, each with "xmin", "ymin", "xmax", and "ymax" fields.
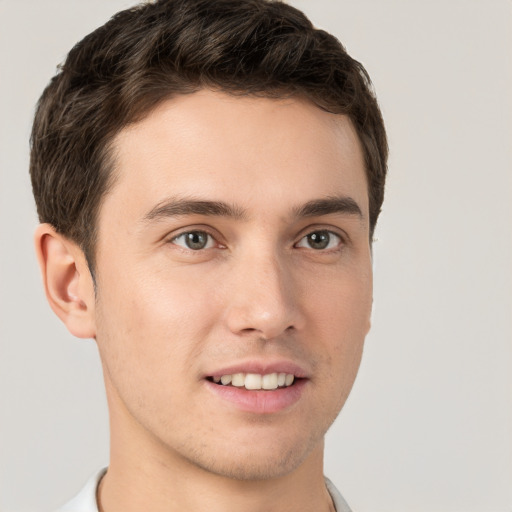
[{"xmin": 1, "ymin": 1, "xmax": 511, "ymax": 511}]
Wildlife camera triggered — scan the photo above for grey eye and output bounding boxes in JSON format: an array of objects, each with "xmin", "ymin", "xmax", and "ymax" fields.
[
  {"xmin": 172, "ymin": 231, "xmax": 214, "ymax": 250},
  {"xmin": 296, "ymin": 230, "xmax": 341, "ymax": 250}
]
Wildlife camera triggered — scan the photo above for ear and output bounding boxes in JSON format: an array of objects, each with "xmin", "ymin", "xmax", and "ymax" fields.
[{"xmin": 34, "ymin": 224, "xmax": 96, "ymax": 339}]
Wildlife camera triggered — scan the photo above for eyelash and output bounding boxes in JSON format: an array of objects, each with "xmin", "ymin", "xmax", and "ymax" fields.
[
  {"xmin": 295, "ymin": 230, "xmax": 344, "ymax": 251},
  {"xmin": 169, "ymin": 228, "xmax": 345, "ymax": 252},
  {"xmin": 170, "ymin": 230, "xmax": 219, "ymax": 251}
]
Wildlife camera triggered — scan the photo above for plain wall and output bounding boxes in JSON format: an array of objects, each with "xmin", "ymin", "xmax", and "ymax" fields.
[{"xmin": 0, "ymin": 1, "xmax": 511, "ymax": 511}]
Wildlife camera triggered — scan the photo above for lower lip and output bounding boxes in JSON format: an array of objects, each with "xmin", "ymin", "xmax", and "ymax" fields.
[{"xmin": 205, "ymin": 379, "xmax": 307, "ymax": 414}]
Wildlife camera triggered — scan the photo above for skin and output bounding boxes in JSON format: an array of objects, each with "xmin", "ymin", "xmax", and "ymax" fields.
[{"xmin": 36, "ymin": 90, "xmax": 373, "ymax": 512}]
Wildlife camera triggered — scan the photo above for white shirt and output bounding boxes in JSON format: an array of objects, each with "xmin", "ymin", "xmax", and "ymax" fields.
[{"xmin": 56, "ymin": 468, "xmax": 352, "ymax": 512}]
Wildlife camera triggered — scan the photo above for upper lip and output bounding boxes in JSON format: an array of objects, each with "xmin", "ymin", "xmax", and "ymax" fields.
[{"xmin": 205, "ymin": 359, "xmax": 309, "ymax": 379}]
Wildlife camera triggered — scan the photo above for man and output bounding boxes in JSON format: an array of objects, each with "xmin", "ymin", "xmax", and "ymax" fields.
[{"xmin": 30, "ymin": 0, "xmax": 387, "ymax": 510}]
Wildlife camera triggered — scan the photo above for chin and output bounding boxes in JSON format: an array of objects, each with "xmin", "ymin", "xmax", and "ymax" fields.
[
  {"xmin": 195, "ymin": 448, "xmax": 308, "ymax": 481},
  {"xmin": 177, "ymin": 425, "xmax": 326, "ymax": 482}
]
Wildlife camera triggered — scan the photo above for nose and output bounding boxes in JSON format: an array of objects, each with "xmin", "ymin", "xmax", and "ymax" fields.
[{"xmin": 224, "ymin": 250, "xmax": 304, "ymax": 340}]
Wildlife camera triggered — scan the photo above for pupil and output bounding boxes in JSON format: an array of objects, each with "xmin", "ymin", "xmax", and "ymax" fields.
[
  {"xmin": 308, "ymin": 231, "xmax": 329, "ymax": 250},
  {"xmin": 186, "ymin": 232, "xmax": 207, "ymax": 250}
]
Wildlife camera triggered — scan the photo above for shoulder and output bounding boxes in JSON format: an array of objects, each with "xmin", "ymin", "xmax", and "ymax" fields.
[{"xmin": 54, "ymin": 468, "xmax": 107, "ymax": 512}]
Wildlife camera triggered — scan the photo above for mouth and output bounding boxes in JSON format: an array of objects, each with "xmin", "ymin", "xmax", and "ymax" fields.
[
  {"xmin": 204, "ymin": 361, "xmax": 308, "ymax": 413},
  {"xmin": 207, "ymin": 372, "xmax": 297, "ymax": 390}
]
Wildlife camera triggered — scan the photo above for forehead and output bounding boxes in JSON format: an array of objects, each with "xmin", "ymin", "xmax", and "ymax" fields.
[{"xmin": 104, "ymin": 90, "xmax": 368, "ymax": 222}]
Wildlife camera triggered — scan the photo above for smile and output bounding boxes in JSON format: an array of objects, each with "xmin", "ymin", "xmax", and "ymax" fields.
[{"xmin": 209, "ymin": 372, "xmax": 295, "ymax": 390}]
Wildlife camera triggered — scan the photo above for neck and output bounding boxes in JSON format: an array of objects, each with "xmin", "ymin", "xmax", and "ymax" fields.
[{"xmin": 99, "ymin": 449, "xmax": 335, "ymax": 512}]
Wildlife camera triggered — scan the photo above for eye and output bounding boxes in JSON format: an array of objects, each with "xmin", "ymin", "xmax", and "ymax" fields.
[
  {"xmin": 295, "ymin": 230, "xmax": 342, "ymax": 250},
  {"xmin": 171, "ymin": 231, "xmax": 216, "ymax": 250}
]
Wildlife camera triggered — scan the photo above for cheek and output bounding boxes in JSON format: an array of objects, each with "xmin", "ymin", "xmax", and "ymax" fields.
[
  {"xmin": 305, "ymin": 265, "xmax": 372, "ymax": 391},
  {"xmin": 99, "ymin": 257, "xmax": 219, "ymax": 329},
  {"xmin": 307, "ymin": 262, "xmax": 372, "ymax": 337},
  {"xmin": 93, "ymin": 271, "xmax": 221, "ymax": 436},
  {"xmin": 94, "ymin": 265, "xmax": 220, "ymax": 388}
]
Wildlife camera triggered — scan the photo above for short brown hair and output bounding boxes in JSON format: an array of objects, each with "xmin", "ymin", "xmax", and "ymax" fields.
[{"xmin": 30, "ymin": 0, "xmax": 388, "ymax": 271}]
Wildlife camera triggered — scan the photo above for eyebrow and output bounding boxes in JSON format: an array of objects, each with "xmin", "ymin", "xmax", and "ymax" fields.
[
  {"xmin": 293, "ymin": 196, "xmax": 363, "ymax": 219},
  {"xmin": 141, "ymin": 195, "xmax": 363, "ymax": 224},
  {"xmin": 142, "ymin": 197, "xmax": 247, "ymax": 222}
]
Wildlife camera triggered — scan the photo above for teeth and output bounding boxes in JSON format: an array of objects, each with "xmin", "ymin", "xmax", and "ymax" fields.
[
  {"xmin": 213, "ymin": 372, "xmax": 296, "ymax": 390},
  {"xmin": 231, "ymin": 373, "xmax": 245, "ymax": 387},
  {"xmin": 245, "ymin": 373, "xmax": 262, "ymax": 390},
  {"xmin": 220, "ymin": 374, "xmax": 232, "ymax": 385},
  {"xmin": 285, "ymin": 374, "xmax": 295, "ymax": 386},
  {"xmin": 262, "ymin": 373, "xmax": 278, "ymax": 390}
]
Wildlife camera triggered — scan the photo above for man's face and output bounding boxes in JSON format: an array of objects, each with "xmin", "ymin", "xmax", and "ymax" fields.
[{"xmin": 91, "ymin": 90, "xmax": 372, "ymax": 479}]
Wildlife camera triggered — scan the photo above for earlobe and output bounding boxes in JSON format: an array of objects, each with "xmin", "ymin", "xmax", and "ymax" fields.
[{"xmin": 34, "ymin": 224, "xmax": 96, "ymax": 339}]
